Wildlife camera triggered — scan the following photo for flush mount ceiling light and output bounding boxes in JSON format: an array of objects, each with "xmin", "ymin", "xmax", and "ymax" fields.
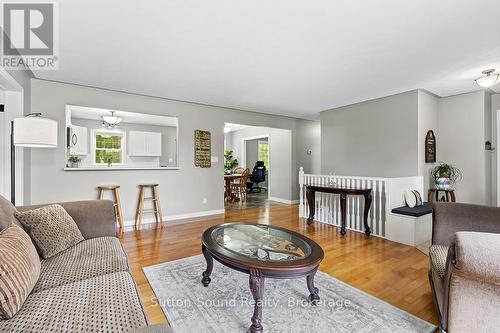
[
  {"xmin": 102, "ymin": 111, "xmax": 122, "ymax": 128},
  {"xmin": 475, "ymin": 69, "xmax": 500, "ymax": 88}
]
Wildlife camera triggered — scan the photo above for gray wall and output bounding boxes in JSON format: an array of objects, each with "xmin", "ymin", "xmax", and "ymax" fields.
[
  {"xmin": 491, "ymin": 93, "xmax": 500, "ymax": 205},
  {"xmin": 29, "ymin": 79, "xmax": 312, "ymax": 221},
  {"xmin": 320, "ymin": 90, "xmax": 419, "ymax": 177},
  {"xmin": 437, "ymin": 91, "xmax": 489, "ymax": 205},
  {"xmin": 417, "ymin": 90, "xmax": 439, "ymax": 194},
  {"xmin": 295, "ymin": 120, "xmax": 321, "ymax": 175}
]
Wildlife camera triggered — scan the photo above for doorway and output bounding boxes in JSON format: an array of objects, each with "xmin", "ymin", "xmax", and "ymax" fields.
[{"xmin": 223, "ymin": 123, "xmax": 292, "ymax": 211}]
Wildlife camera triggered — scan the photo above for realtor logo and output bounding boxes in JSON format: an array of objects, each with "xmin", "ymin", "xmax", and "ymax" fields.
[{"xmin": 1, "ymin": 1, "xmax": 59, "ymax": 69}]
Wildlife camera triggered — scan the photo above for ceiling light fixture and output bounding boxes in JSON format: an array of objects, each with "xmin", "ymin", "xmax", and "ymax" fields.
[
  {"xmin": 102, "ymin": 111, "xmax": 122, "ymax": 128},
  {"xmin": 475, "ymin": 69, "xmax": 500, "ymax": 88}
]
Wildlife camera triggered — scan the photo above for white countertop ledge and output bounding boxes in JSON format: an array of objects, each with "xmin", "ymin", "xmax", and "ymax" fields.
[{"xmin": 63, "ymin": 166, "xmax": 181, "ymax": 171}]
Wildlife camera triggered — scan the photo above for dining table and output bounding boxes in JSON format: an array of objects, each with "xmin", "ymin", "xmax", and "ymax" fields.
[{"xmin": 224, "ymin": 174, "xmax": 241, "ymax": 202}]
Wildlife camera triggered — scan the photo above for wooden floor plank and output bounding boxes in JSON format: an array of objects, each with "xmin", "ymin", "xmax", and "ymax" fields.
[{"xmin": 119, "ymin": 204, "xmax": 438, "ymax": 326}]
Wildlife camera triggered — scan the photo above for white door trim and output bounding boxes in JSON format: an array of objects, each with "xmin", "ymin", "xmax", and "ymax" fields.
[{"xmin": 0, "ymin": 68, "xmax": 24, "ymax": 204}]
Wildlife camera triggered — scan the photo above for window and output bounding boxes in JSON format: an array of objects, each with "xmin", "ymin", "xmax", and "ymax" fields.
[
  {"xmin": 93, "ymin": 131, "xmax": 125, "ymax": 165},
  {"xmin": 258, "ymin": 141, "xmax": 269, "ymax": 167}
]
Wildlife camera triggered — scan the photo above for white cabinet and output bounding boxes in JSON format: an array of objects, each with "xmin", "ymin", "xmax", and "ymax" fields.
[
  {"xmin": 70, "ymin": 125, "xmax": 88, "ymax": 155},
  {"xmin": 129, "ymin": 131, "xmax": 162, "ymax": 156}
]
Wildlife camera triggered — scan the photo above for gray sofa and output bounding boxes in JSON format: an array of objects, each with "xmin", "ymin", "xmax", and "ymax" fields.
[
  {"xmin": 429, "ymin": 202, "xmax": 500, "ymax": 333},
  {"xmin": 0, "ymin": 196, "xmax": 170, "ymax": 333}
]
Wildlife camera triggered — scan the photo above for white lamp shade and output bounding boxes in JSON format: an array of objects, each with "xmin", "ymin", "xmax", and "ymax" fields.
[{"xmin": 13, "ymin": 117, "xmax": 58, "ymax": 147}]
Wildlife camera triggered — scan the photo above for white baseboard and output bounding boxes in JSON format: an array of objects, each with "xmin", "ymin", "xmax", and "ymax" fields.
[
  {"xmin": 123, "ymin": 209, "xmax": 225, "ymax": 227},
  {"xmin": 268, "ymin": 197, "xmax": 299, "ymax": 205}
]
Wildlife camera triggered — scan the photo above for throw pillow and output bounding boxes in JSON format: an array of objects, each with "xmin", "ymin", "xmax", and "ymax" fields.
[
  {"xmin": 0, "ymin": 224, "xmax": 41, "ymax": 319},
  {"xmin": 14, "ymin": 204, "xmax": 84, "ymax": 259}
]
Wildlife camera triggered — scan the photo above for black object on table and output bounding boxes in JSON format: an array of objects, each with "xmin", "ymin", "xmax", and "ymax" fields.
[{"xmin": 305, "ymin": 185, "xmax": 373, "ymax": 236}]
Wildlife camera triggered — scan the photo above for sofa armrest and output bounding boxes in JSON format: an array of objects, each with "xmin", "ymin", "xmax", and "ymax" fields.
[
  {"xmin": 127, "ymin": 324, "xmax": 173, "ymax": 333},
  {"xmin": 17, "ymin": 200, "xmax": 116, "ymax": 239},
  {"xmin": 432, "ymin": 202, "xmax": 500, "ymax": 246},
  {"xmin": 451, "ymin": 231, "xmax": 500, "ymax": 283}
]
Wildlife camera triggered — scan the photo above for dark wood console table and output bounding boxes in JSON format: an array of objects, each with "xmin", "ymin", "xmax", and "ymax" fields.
[{"xmin": 305, "ymin": 185, "xmax": 373, "ymax": 236}]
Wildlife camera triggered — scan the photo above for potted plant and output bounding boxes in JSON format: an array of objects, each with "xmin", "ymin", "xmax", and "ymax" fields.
[
  {"xmin": 68, "ymin": 154, "xmax": 82, "ymax": 168},
  {"xmin": 224, "ymin": 149, "xmax": 238, "ymax": 175},
  {"xmin": 431, "ymin": 162, "xmax": 462, "ymax": 189}
]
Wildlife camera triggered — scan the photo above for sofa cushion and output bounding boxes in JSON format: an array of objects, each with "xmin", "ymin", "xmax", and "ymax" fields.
[
  {"xmin": 0, "ymin": 271, "xmax": 147, "ymax": 332},
  {"xmin": 0, "ymin": 225, "xmax": 41, "ymax": 319},
  {"xmin": 0, "ymin": 195, "xmax": 16, "ymax": 233},
  {"xmin": 429, "ymin": 244, "xmax": 448, "ymax": 280},
  {"xmin": 33, "ymin": 237, "xmax": 129, "ymax": 293},
  {"xmin": 15, "ymin": 204, "xmax": 84, "ymax": 259}
]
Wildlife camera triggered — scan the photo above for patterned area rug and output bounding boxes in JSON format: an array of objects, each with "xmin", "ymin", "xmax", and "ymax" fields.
[{"xmin": 143, "ymin": 255, "xmax": 436, "ymax": 333}]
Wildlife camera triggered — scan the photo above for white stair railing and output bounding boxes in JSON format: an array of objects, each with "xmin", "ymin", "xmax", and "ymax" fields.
[{"xmin": 299, "ymin": 167, "xmax": 389, "ymax": 237}]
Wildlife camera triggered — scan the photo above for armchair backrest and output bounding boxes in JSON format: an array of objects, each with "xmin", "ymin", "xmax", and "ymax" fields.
[{"xmin": 432, "ymin": 202, "xmax": 500, "ymax": 246}]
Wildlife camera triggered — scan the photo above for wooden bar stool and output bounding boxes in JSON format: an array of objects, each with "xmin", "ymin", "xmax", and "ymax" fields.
[
  {"xmin": 97, "ymin": 185, "xmax": 124, "ymax": 229},
  {"xmin": 135, "ymin": 184, "xmax": 163, "ymax": 228}
]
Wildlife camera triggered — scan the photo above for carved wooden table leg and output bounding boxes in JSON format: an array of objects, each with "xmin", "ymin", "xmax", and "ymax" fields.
[
  {"xmin": 363, "ymin": 191, "xmax": 372, "ymax": 236},
  {"xmin": 450, "ymin": 190, "xmax": 456, "ymax": 202},
  {"xmin": 340, "ymin": 193, "xmax": 347, "ymax": 236},
  {"xmin": 306, "ymin": 270, "xmax": 320, "ymax": 305},
  {"xmin": 428, "ymin": 190, "xmax": 435, "ymax": 203},
  {"xmin": 306, "ymin": 188, "xmax": 315, "ymax": 225},
  {"xmin": 249, "ymin": 272, "xmax": 264, "ymax": 333},
  {"xmin": 201, "ymin": 244, "xmax": 213, "ymax": 287}
]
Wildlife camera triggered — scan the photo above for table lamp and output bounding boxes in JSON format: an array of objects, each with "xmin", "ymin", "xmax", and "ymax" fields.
[{"xmin": 11, "ymin": 113, "xmax": 58, "ymax": 204}]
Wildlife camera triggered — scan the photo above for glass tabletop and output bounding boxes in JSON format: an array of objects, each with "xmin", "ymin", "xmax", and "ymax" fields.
[{"xmin": 211, "ymin": 224, "xmax": 312, "ymax": 262}]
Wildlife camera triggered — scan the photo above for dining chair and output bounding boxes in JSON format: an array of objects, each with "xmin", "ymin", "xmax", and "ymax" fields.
[
  {"xmin": 231, "ymin": 168, "xmax": 250, "ymax": 200},
  {"xmin": 232, "ymin": 167, "xmax": 245, "ymax": 175}
]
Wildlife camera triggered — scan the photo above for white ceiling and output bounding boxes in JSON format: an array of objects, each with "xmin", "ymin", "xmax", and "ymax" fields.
[
  {"xmin": 224, "ymin": 123, "xmax": 251, "ymax": 133},
  {"xmin": 69, "ymin": 105, "xmax": 178, "ymax": 127},
  {"xmin": 35, "ymin": 0, "xmax": 500, "ymax": 119}
]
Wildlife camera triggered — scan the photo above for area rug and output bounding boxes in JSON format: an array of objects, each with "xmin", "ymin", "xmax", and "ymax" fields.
[{"xmin": 143, "ymin": 255, "xmax": 436, "ymax": 333}]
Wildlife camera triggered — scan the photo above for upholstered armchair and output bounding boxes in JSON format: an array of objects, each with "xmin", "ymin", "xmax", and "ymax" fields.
[{"xmin": 429, "ymin": 202, "xmax": 500, "ymax": 333}]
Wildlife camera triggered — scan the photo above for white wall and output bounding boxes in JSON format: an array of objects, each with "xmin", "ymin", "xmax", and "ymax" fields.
[
  {"xmin": 29, "ymin": 79, "xmax": 313, "ymax": 222},
  {"xmin": 417, "ymin": 90, "xmax": 439, "ymax": 194},
  {"xmin": 437, "ymin": 91, "xmax": 489, "ymax": 205},
  {"xmin": 229, "ymin": 126, "xmax": 292, "ymax": 201},
  {"xmin": 320, "ymin": 90, "xmax": 419, "ymax": 177}
]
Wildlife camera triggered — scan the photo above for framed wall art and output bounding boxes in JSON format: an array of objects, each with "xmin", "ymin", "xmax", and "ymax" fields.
[
  {"xmin": 425, "ymin": 130, "xmax": 436, "ymax": 163},
  {"xmin": 194, "ymin": 129, "xmax": 211, "ymax": 168}
]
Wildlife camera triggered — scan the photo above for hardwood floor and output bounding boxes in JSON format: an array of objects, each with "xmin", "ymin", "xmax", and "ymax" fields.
[{"xmin": 119, "ymin": 204, "xmax": 438, "ymax": 326}]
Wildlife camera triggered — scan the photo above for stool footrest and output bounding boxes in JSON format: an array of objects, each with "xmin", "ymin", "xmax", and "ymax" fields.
[{"xmin": 140, "ymin": 209, "xmax": 158, "ymax": 213}]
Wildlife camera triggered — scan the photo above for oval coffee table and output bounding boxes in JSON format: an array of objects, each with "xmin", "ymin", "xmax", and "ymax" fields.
[{"xmin": 201, "ymin": 222, "xmax": 324, "ymax": 333}]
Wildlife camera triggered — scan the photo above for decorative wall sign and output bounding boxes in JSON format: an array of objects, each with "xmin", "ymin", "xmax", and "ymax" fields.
[
  {"xmin": 194, "ymin": 130, "xmax": 211, "ymax": 168},
  {"xmin": 425, "ymin": 130, "xmax": 436, "ymax": 163}
]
